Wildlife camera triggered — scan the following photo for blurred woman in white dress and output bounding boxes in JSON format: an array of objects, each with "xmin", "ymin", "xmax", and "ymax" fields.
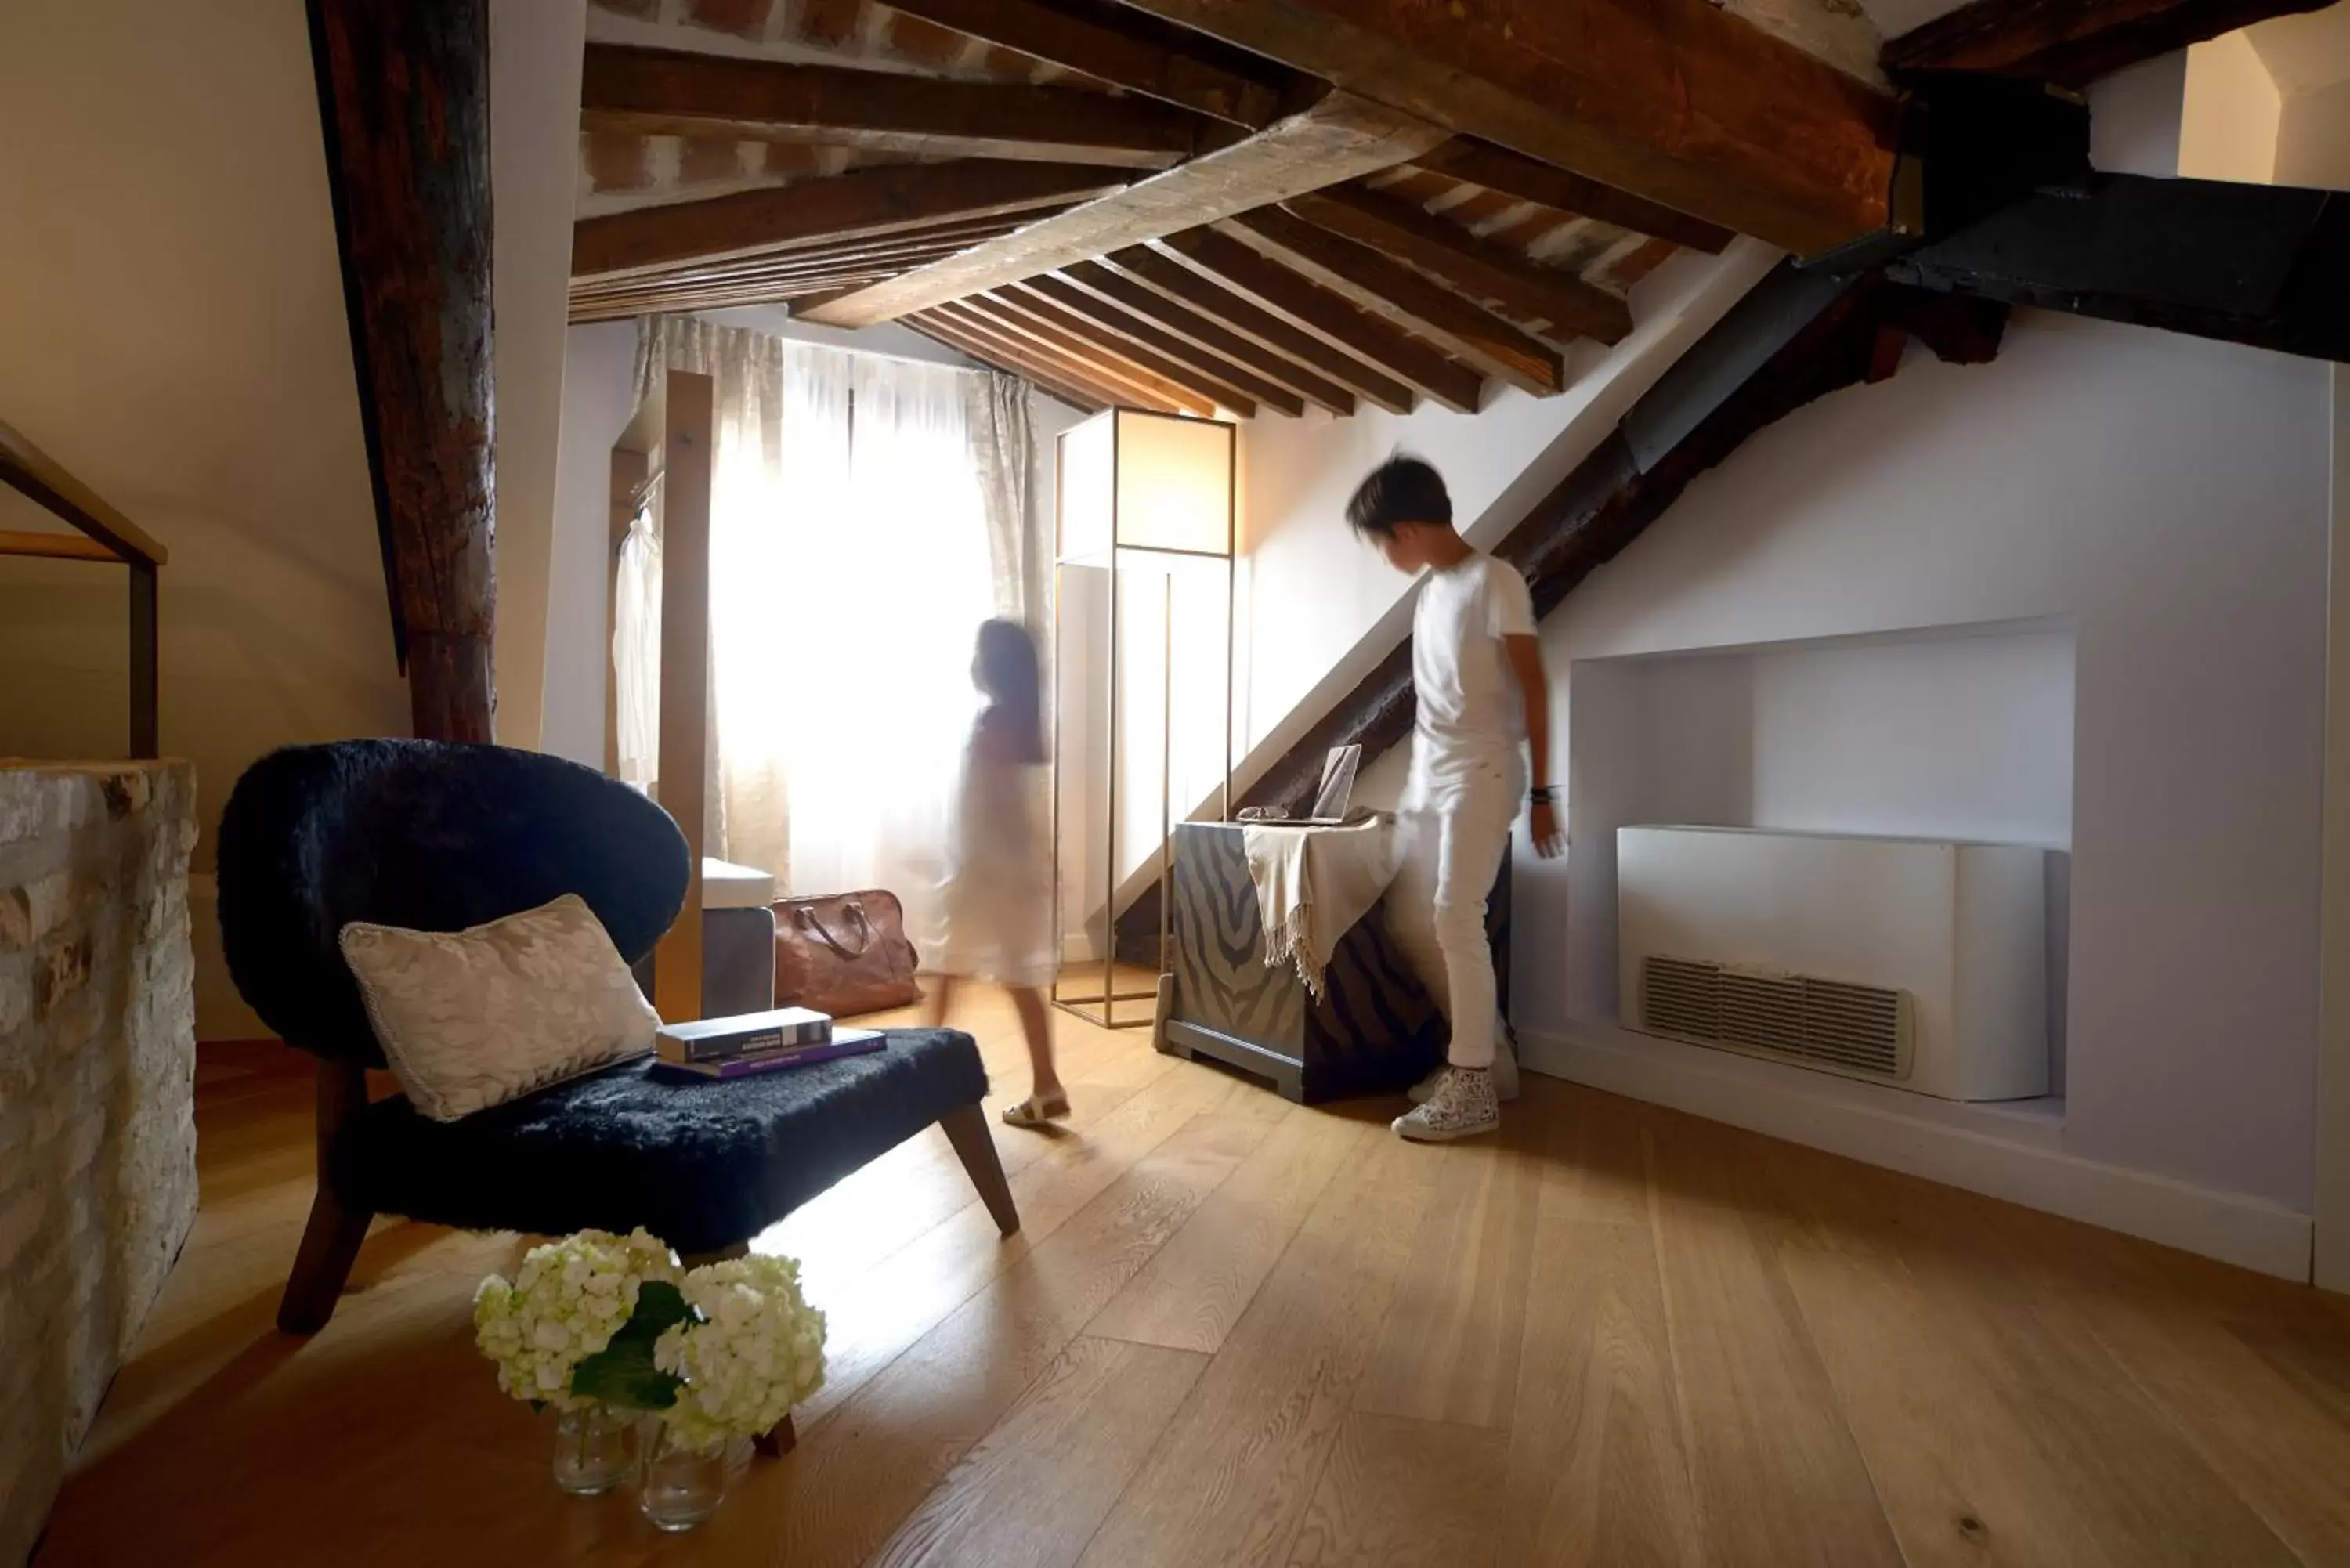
[{"xmin": 927, "ymin": 619, "xmax": 1063, "ymax": 1127}]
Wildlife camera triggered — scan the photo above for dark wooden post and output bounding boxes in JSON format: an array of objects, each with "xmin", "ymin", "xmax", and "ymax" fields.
[
  {"xmin": 127, "ymin": 558, "xmax": 158, "ymax": 758},
  {"xmin": 308, "ymin": 0, "xmax": 497, "ymax": 742}
]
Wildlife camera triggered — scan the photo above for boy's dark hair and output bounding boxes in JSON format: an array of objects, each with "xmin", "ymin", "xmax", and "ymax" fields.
[{"xmin": 1345, "ymin": 455, "xmax": 1452, "ymax": 539}]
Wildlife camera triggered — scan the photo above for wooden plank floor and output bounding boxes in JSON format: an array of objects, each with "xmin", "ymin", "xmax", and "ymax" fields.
[{"xmin": 36, "ymin": 988, "xmax": 2350, "ymax": 1567}]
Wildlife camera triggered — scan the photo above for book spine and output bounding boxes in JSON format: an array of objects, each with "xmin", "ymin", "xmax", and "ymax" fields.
[
  {"xmin": 703, "ymin": 1036, "xmax": 884, "ymax": 1078},
  {"xmin": 659, "ymin": 1021, "xmax": 829, "ymax": 1063}
]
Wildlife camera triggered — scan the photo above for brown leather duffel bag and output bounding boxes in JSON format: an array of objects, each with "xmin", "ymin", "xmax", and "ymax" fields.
[{"xmin": 772, "ymin": 888, "xmax": 922, "ymax": 1017}]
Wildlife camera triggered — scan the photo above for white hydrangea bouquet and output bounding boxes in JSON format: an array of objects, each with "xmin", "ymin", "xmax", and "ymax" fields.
[{"xmin": 473, "ymin": 1228, "xmax": 827, "ymax": 1450}]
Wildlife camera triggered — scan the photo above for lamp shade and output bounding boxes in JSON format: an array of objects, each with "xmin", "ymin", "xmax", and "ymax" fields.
[{"xmin": 1057, "ymin": 408, "xmax": 1235, "ymax": 565}]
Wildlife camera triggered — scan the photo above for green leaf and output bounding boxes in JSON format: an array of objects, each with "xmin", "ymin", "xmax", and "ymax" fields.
[
  {"xmin": 569, "ymin": 1345, "xmax": 682, "ymax": 1411},
  {"xmin": 566, "ymin": 1278, "xmax": 696, "ymax": 1411}
]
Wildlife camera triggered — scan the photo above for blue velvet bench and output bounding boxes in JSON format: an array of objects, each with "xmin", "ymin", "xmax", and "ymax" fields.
[{"xmin": 217, "ymin": 739, "xmax": 1018, "ymax": 1339}]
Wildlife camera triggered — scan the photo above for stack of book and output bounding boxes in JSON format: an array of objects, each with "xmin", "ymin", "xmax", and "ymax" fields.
[{"xmin": 650, "ymin": 1006, "xmax": 885, "ymax": 1079}]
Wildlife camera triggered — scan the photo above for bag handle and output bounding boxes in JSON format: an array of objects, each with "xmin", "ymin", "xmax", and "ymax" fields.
[{"xmin": 795, "ymin": 900, "xmax": 874, "ymax": 959}]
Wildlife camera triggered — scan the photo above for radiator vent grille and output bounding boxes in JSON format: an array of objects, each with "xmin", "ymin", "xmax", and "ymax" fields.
[{"xmin": 1641, "ymin": 956, "xmax": 1911, "ymax": 1080}]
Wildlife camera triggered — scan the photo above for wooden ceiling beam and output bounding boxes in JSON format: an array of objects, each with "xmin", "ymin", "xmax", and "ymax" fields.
[
  {"xmin": 932, "ymin": 301, "xmax": 1185, "ymax": 412},
  {"xmin": 984, "ymin": 286, "xmax": 1261, "ymax": 414},
  {"xmin": 1021, "ymin": 274, "xmax": 1306, "ymax": 415},
  {"xmin": 796, "ymin": 89, "xmax": 1447, "ymax": 327},
  {"xmin": 1102, "ymin": 243, "xmax": 1412, "ymax": 411},
  {"xmin": 873, "ymin": 0, "xmax": 1283, "ymax": 126},
  {"xmin": 906, "ymin": 316, "xmax": 1108, "ymax": 413},
  {"xmin": 572, "ymin": 226, "xmax": 1021, "ymax": 300},
  {"xmin": 573, "ymin": 158, "xmax": 1126, "ymax": 279},
  {"xmin": 1099, "ymin": 0, "xmax": 1899, "ymax": 256},
  {"xmin": 1061, "ymin": 259, "xmax": 1357, "ymax": 414},
  {"xmin": 1225, "ymin": 207, "xmax": 1562, "ymax": 396},
  {"xmin": 580, "ymin": 44, "xmax": 1210, "ymax": 169},
  {"xmin": 1155, "ymin": 226, "xmax": 1480, "ymax": 410},
  {"xmin": 955, "ymin": 294, "xmax": 1220, "ymax": 415},
  {"xmin": 1882, "ymin": 0, "xmax": 2335, "ymax": 86},
  {"xmin": 1285, "ymin": 185, "xmax": 1632, "ymax": 345},
  {"xmin": 1411, "ymin": 138, "xmax": 1734, "ymax": 255}
]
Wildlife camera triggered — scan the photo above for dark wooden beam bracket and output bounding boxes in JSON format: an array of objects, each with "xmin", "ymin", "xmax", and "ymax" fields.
[
  {"xmin": 1882, "ymin": 0, "xmax": 2336, "ymax": 87},
  {"xmin": 309, "ymin": 0, "xmax": 497, "ymax": 742}
]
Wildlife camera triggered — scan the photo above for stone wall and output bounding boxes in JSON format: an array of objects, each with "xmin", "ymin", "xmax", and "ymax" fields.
[{"xmin": 0, "ymin": 761, "xmax": 197, "ymax": 1568}]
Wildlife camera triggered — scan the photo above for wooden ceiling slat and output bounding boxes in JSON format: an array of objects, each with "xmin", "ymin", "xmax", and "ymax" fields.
[
  {"xmin": 984, "ymin": 286, "xmax": 1260, "ymax": 416},
  {"xmin": 1412, "ymin": 138, "xmax": 1734, "ymax": 255},
  {"xmin": 580, "ymin": 44, "xmax": 1212, "ymax": 168},
  {"xmin": 796, "ymin": 89, "xmax": 1446, "ymax": 328},
  {"xmin": 1103, "ymin": 243, "xmax": 1413, "ymax": 413},
  {"xmin": 1099, "ymin": 0, "xmax": 1899, "ymax": 256},
  {"xmin": 578, "ymin": 208, "xmax": 1043, "ymax": 288},
  {"xmin": 572, "ymin": 224, "xmax": 1016, "ymax": 301},
  {"xmin": 906, "ymin": 316, "xmax": 1110, "ymax": 412},
  {"xmin": 1285, "ymin": 185, "xmax": 1632, "ymax": 345},
  {"xmin": 1155, "ymin": 226, "xmax": 1480, "ymax": 410},
  {"xmin": 1018, "ymin": 275, "xmax": 1303, "ymax": 416},
  {"xmin": 873, "ymin": 0, "xmax": 1283, "ymax": 126},
  {"xmin": 955, "ymin": 294, "xmax": 1218, "ymax": 415},
  {"xmin": 931, "ymin": 301, "xmax": 1182, "ymax": 412},
  {"xmin": 1223, "ymin": 208, "xmax": 1563, "ymax": 396},
  {"xmin": 798, "ymin": 0, "xmax": 869, "ymax": 46},
  {"xmin": 1061, "ymin": 259, "xmax": 1356, "ymax": 415},
  {"xmin": 572, "ymin": 158, "xmax": 1126, "ymax": 279}
]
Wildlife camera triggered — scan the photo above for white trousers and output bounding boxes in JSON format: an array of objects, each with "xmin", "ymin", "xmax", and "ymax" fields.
[{"xmin": 1386, "ymin": 755, "xmax": 1520, "ymax": 1068}]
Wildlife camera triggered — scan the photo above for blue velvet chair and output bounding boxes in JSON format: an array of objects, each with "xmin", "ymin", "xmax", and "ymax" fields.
[{"xmin": 217, "ymin": 739, "xmax": 1016, "ymax": 1335}]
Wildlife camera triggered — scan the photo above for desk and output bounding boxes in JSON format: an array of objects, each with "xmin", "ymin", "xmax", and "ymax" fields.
[{"xmin": 1163, "ymin": 822, "xmax": 1512, "ymax": 1103}]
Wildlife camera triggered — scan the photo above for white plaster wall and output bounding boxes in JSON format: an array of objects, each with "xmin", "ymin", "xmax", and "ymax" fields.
[
  {"xmin": 0, "ymin": 0, "xmax": 408, "ymax": 1040},
  {"xmin": 492, "ymin": 0, "xmax": 591, "ymax": 752},
  {"xmin": 1230, "ymin": 242, "xmax": 1780, "ymax": 779},
  {"xmin": 1535, "ymin": 315, "xmax": 2330, "ymax": 1212},
  {"xmin": 2277, "ymin": 77, "xmax": 2350, "ymax": 188},
  {"xmin": 2182, "ymin": 31, "xmax": 2283, "ymax": 182},
  {"xmin": 543, "ymin": 323, "xmax": 640, "ymax": 767}
]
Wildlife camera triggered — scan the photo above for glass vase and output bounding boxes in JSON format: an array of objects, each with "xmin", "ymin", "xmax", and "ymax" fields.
[
  {"xmin": 637, "ymin": 1420, "xmax": 730, "ymax": 1531},
  {"xmin": 551, "ymin": 1401, "xmax": 633, "ymax": 1496}
]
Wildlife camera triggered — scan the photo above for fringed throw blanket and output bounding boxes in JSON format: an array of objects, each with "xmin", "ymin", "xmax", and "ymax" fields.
[{"xmin": 1240, "ymin": 815, "xmax": 1398, "ymax": 999}]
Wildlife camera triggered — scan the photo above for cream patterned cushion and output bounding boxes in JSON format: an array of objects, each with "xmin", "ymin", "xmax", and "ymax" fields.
[{"xmin": 338, "ymin": 894, "xmax": 661, "ymax": 1122}]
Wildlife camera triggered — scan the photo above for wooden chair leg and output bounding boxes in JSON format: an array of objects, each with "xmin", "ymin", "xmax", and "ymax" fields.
[
  {"xmin": 278, "ymin": 1184, "xmax": 373, "ymax": 1334},
  {"xmin": 280, "ymin": 1057, "xmax": 374, "ymax": 1335},
  {"xmin": 752, "ymin": 1411, "xmax": 797, "ymax": 1459},
  {"xmin": 939, "ymin": 1101, "xmax": 1020, "ymax": 1236}
]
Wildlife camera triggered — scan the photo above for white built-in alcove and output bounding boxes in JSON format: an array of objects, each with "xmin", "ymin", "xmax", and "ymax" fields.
[{"xmin": 1565, "ymin": 618, "xmax": 2075, "ymax": 1125}]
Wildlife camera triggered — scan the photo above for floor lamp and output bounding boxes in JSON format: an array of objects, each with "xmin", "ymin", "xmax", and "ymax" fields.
[{"xmin": 1050, "ymin": 408, "xmax": 1237, "ymax": 1030}]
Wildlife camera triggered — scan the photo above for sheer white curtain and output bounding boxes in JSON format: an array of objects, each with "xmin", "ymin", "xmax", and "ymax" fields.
[
  {"xmin": 622, "ymin": 322, "xmax": 1015, "ymax": 950},
  {"xmin": 768, "ymin": 352, "xmax": 994, "ymax": 948}
]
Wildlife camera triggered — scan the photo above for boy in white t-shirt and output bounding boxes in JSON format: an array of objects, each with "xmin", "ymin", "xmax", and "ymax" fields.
[{"xmin": 1347, "ymin": 457, "xmax": 1565, "ymax": 1141}]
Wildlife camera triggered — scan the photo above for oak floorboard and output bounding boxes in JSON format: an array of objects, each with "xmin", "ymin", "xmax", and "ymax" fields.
[
  {"xmin": 866, "ymin": 1335, "xmax": 1208, "ymax": 1568},
  {"xmin": 1643, "ymin": 1107, "xmax": 1907, "ymax": 1568},
  {"xmin": 1768, "ymin": 1141, "xmax": 2305, "ymax": 1568},
  {"xmin": 1351, "ymin": 1113, "xmax": 1542, "ymax": 1429},
  {"xmin": 1284, "ymin": 1410, "xmax": 1509, "ymax": 1568},
  {"xmin": 787, "ymin": 1057, "xmax": 1243, "ymax": 1430},
  {"xmin": 1500, "ymin": 1213, "xmax": 1700, "ymax": 1567},
  {"xmin": 737, "ymin": 1111, "xmax": 1271, "ymax": 1568},
  {"xmin": 1086, "ymin": 1104, "xmax": 1364, "ymax": 1354},
  {"xmin": 1071, "ymin": 1133, "xmax": 1437, "ymax": 1568}
]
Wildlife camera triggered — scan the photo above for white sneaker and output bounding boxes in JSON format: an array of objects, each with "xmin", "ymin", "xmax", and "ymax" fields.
[
  {"xmin": 1408, "ymin": 1021, "xmax": 1520, "ymax": 1104},
  {"xmin": 1393, "ymin": 1067, "xmax": 1500, "ymax": 1142}
]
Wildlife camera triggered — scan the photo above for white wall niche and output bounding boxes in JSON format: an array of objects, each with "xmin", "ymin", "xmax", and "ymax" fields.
[{"xmin": 1565, "ymin": 616, "xmax": 2076, "ymax": 1118}]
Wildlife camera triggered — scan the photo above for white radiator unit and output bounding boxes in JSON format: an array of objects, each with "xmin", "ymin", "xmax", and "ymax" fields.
[{"xmin": 1618, "ymin": 826, "xmax": 2049, "ymax": 1101}]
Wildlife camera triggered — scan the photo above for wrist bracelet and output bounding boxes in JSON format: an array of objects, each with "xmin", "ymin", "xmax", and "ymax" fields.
[{"xmin": 1528, "ymin": 786, "xmax": 1558, "ymax": 805}]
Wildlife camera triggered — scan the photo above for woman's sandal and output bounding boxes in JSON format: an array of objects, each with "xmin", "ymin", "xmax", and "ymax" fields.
[{"xmin": 1000, "ymin": 1092, "xmax": 1071, "ymax": 1129}]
